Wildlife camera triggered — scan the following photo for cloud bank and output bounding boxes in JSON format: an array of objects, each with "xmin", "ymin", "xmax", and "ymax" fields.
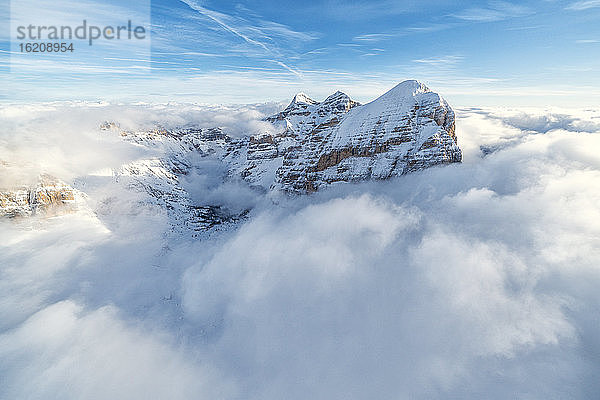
[{"xmin": 1, "ymin": 104, "xmax": 599, "ymax": 399}]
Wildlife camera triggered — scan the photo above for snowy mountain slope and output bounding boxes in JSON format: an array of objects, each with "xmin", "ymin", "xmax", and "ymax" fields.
[
  {"xmin": 87, "ymin": 125, "xmax": 248, "ymax": 235},
  {"xmin": 268, "ymin": 80, "xmax": 461, "ymax": 192},
  {"xmin": 1, "ymin": 81, "xmax": 462, "ymax": 233}
]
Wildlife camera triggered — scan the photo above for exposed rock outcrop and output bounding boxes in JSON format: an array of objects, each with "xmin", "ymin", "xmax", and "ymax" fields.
[
  {"xmin": 94, "ymin": 80, "xmax": 461, "ymax": 231},
  {"xmin": 0, "ymin": 173, "xmax": 79, "ymax": 218},
  {"xmin": 239, "ymin": 80, "xmax": 461, "ymax": 193},
  {"xmin": 1, "ymin": 80, "xmax": 462, "ymax": 233}
]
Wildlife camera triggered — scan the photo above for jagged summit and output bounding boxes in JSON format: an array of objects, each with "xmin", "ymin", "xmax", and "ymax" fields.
[
  {"xmin": 267, "ymin": 90, "xmax": 360, "ymax": 124},
  {"xmin": 359, "ymin": 80, "xmax": 432, "ymax": 113},
  {"xmin": 258, "ymin": 80, "xmax": 461, "ymax": 192},
  {"xmin": 322, "ymin": 91, "xmax": 357, "ymax": 108},
  {"xmin": 333, "ymin": 79, "xmax": 456, "ymax": 145},
  {"xmin": 286, "ymin": 91, "xmax": 354, "ymax": 109},
  {"xmin": 324, "ymin": 91, "xmax": 349, "ymax": 101},
  {"xmin": 286, "ymin": 92, "xmax": 317, "ymax": 109},
  {"xmin": 381, "ymin": 80, "xmax": 430, "ymax": 98}
]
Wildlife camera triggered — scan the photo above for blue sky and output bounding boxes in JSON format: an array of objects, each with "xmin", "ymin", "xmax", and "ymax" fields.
[{"xmin": 1, "ymin": 0, "xmax": 600, "ymax": 106}]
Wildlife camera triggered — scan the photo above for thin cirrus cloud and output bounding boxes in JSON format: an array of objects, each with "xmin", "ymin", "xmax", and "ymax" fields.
[
  {"xmin": 177, "ymin": 0, "xmax": 317, "ymax": 77},
  {"xmin": 171, "ymin": 4, "xmax": 319, "ymax": 46},
  {"xmin": 412, "ymin": 55, "xmax": 465, "ymax": 66},
  {"xmin": 3, "ymin": 0, "xmax": 597, "ymax": 106},
  {"xmin": 351, "ymin": 22, "xmax": 455, "ymax": 45},
  {"xmin": 451, "ymin": 1, "xmax": 532, "ymax": 22},
  {"xmin": 178, "ymin": 0, "xmax": 271, "ymax": 52},
  {"xmin": 565, "ymin": 0, "xmax": 600, "ymax": 10},
  {"xmin": 353, "ymin": 33, "xmax": 397, "ymax": 43},
  {"xmin": 315, "ymin": 0, "xmax": 419, "ymax": 20}
]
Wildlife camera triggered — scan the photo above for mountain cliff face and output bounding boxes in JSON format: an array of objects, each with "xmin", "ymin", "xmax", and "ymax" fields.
[
  {"xmin": 222, "ymin": 80, "xmax": 461, "ymax": 193},
  {"xmin": 1, "ymin": 81, "xmax": 461, "ymax": 230},
  {"xmin": 0, "ymin": 173, "xmax": 80, "ymax": 218},
  {"xmin": 110, "ymin": 80, "xmax": 460, "ymax": 232},
  {"xmin": 264, "ymin": 80, "xmax": 461, "ymax": 192}
]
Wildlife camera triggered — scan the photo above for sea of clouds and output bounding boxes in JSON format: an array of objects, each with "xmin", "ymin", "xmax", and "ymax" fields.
[{"xmin": 1, "ymin": 102, "xmax": 599, "ymax": 399}]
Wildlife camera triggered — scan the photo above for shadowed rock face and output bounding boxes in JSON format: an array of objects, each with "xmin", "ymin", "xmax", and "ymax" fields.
[
  {"xmin": 240, "ymin": 80, "xmax": 462, "ymax": 193},
  {"xmin": 0, "ymin": 173, "xmax": 77, "ymax": 218},
  {"xmin": 115, "ymin": 81, "xmax": 460, "ymax": 199},
  {"xmin": 1, "ymin": 81, "xmax": 461, "ymax": 231}
]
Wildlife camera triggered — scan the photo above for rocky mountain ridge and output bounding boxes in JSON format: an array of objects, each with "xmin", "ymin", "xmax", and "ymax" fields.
[
  {"xmin": 1, "ymin": 80, "xmax": 462, "ymax": 233},
  {"xmin": 0, "ymin": 172, "xmax": 80, "ymax": 218}
]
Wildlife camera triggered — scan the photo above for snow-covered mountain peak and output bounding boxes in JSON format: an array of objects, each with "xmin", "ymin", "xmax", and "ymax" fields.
[
  {"xmin": 2, "ymin": 81, "xmax": 461, "ymax": 233},
  {"xmin": 267, "ymin": 90, "xmax": 360, "ymax": 127},
  {"xmin": 323, "ymin": 91, "xmax": 349, "ymax": 102},
  {"xmin": 263, "ymin": 81, "xmax": 461, "ymax": 193},
  {"xmin": 380, "ymin": 79, "xmax": 430, "ymax": 99},
  {"xmin": 287, "ymin": 92, "xmax": 317, "ymax": 108}
]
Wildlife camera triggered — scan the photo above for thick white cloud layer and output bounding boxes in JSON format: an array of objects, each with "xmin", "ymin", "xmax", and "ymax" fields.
[{"xmin": 1, "ymin": 104, "xmax": 599, "ymax": 399}]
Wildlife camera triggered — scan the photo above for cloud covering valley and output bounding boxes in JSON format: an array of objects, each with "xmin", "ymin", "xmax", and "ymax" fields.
[{"xmin": 0, "ymin": 103, "xmax": 599, "ymax": 399}]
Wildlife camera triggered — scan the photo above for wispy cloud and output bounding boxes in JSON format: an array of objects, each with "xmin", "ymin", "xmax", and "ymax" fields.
[
  {"xmin": 352, "ymin": 23, "xmax": 454, "ymax": 45},
  {"xmin": 413, "ymin": 55, "xmax": 464, "ymax": 66},
  {"xmin": 575, "ymin": 39, "xmax": 599, "ymax": 43},
  {"xmin": 452, "ymin": 1, "xmax": 532, "ymax": 22},
  {"xmin": 254, "ymin": 21, "xmax": 320, "ymax": 42},
  {"xmin": 566, "ymin": 0, "xmax": 600, "ymax": 10},
  {"xmin": 269, "ymin": 60, "xmax": 304, "ymax": 78},
  {"xmin": 406, "ymin": 23, "xmax": 454, "ymax": 33},
  {"xmin": 290, "ymin": 48, "xmax": 330, "ymax": 60},
  {"xmin": 178, "ymin": 0, "xmax": 317, "ymax": 47},
  {"xmin": 353, "ymin": 33, "xmax": 395, "ymax": 43},
  {"xmin": 315, "ymin": 0, "xmax": 416, "ymax": 21},
  {"xmin": 179, "ymin": 51, "xmax": 228, "ymax": 57},
  {"xmin": 179, "ymin": 0, "xmax": 270, "ymax": 52},
  {"xmin": 506, "ymin": 25, "xmax": 544, "ymax": 31},
  {"xmin": 177, "ymin": 0, "xmax": 316, "ymax": 77}
]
